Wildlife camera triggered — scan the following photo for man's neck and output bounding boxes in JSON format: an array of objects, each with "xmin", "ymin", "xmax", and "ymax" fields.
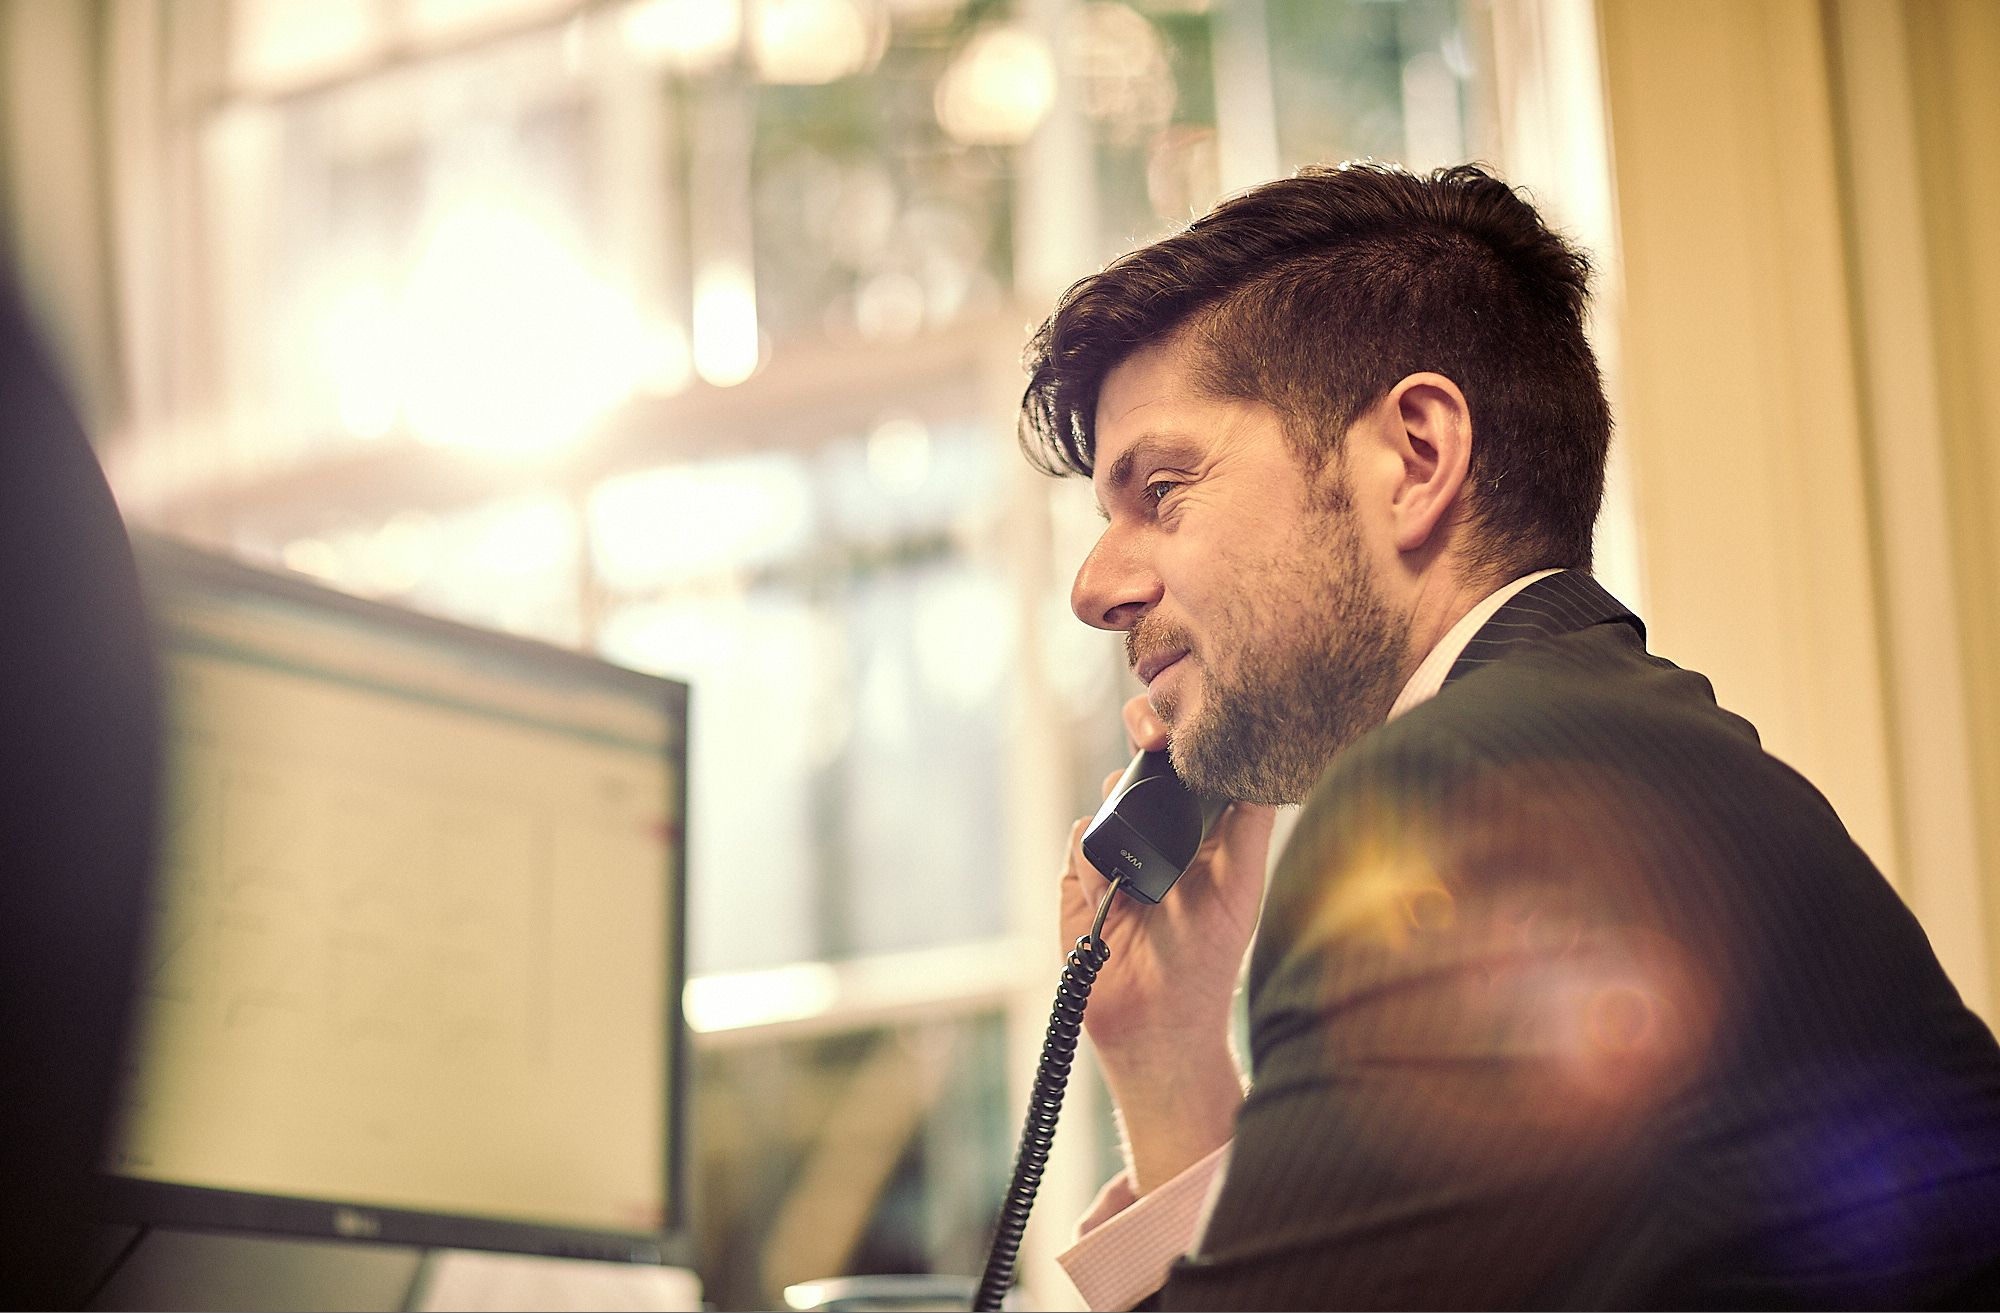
[
  {"xmin": 1399, "ymin": 566, "xmax": 1494, "ymax": 683},
  {"xmin": 1387, "ymin": 567, "xmax": 1565, "ymax": 722}
]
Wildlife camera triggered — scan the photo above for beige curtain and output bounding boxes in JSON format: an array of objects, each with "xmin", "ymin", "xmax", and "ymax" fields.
[
  {"xmin": 1898, "ymin": 0, "xmax": 2000, "ymax": 1002},
  {"xmin": 1595, "ymin": 0, "xmax": 2000, "ymax": 1013}
]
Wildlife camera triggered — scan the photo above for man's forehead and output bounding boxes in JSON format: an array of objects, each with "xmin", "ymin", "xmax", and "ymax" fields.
[
  {"xmin": 1095, "ymin": 338, "xmax": 1197, "ymax": 429},
  {"xmin": 1087, "ymin": 366, "xmax": 1308, "ymax": 518},
  {"xmin": 1091, "ymin": 344, "xmax": 1209, "ymax": 471}
]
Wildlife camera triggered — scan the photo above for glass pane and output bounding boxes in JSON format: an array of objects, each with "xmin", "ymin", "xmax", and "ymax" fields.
[
  {"xmin": 593, "ymin": 418, "xmax": 1010, "ymax": 975},
  {"xmin": 1266, "ymin": 0, "xmax": 1484, "ymax": 171},
  {"xmin": 692, "ymin": 1012, "xmax": 1013, "ymax": 1312}
]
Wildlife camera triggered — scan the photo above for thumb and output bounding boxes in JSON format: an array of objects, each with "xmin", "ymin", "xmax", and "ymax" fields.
[{"xmin": 1122, "ymin": 693, "xmax": 1169, "ymax": 752}]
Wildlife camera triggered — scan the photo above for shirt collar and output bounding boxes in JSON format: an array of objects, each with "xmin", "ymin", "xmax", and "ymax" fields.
[{"xmin": 1385, "ymin": 569, "xmax": 1563, "ymax": 723}]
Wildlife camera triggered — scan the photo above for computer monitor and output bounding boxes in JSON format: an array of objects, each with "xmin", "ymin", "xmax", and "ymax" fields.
[{"xmin": 105, "ymin": 536, "xmax": 690, "ymax": 1267}]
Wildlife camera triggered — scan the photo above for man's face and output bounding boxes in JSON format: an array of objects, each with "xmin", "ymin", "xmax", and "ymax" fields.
[{"xmin": 1071, "ymin": 340, "xmax": 1410, "ymax": 804}]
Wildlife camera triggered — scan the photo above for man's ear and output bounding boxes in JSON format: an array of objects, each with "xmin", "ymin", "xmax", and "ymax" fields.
[{"xmin": 1383, "ymin": 372, "xmax": 1472, "ymax": 554}]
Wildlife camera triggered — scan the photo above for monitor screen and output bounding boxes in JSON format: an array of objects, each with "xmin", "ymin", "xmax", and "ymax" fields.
[{"xmin": 106, "ymin": 537, "xmax": 689, "ymax": 1265}]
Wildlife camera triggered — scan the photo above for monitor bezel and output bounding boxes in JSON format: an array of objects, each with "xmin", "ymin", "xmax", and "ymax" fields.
[{"xmin": 108, "ymin": 533, "xmax": 695, "ymax": 1270}]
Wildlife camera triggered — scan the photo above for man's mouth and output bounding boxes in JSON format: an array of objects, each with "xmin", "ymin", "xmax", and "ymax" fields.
[{"xmin": 1134, "ymin": 648, "xmax": 1188, "ymax": 686}]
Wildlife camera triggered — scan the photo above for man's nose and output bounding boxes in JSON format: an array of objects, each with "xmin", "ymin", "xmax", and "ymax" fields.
[{"xmin": 1071, "ymin": 533, "xmax": 1160, "ymax": 631}]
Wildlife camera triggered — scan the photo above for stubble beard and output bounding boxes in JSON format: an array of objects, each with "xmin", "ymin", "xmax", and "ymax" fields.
[{"xmin": 1136, "ymin": 514, "xmax": 1409, "ymax": 806}]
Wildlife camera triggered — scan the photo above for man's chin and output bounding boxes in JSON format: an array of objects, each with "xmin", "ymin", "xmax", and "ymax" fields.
[
  {"xmin": 1145, "ymin": 669, "xmax": 1193, "ymax": 724},
  {"xmin": 1154, "ymin": 698, "xmax": 1200, "ymax": 772},
  {"xmin": 1160, "ymin": 713, "xmax": 1259, "ymax": 804},
  {"xmin": 1167, "ymin": 701, "xmax": 1332, "ymax": 806}
]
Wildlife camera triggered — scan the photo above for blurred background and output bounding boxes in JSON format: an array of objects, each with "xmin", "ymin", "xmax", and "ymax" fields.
[{"xmin": 1, "ymin": 0, "xmax": 1994, "ymax": 1307}]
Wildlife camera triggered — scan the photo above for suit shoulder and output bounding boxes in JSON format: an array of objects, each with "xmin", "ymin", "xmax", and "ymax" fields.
[
  {"xmin": 1268, "ymin": 618, "xmax": 1865, "ymax": 970},
  {"xmin": 1367, "ymin": 618, "xmax": 1767, "ymax": 779}
]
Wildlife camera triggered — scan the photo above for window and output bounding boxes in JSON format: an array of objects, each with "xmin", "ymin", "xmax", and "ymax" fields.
[{"xmin": 111, "ymin": 1, "xmax": 1502, "ymax": 1303}]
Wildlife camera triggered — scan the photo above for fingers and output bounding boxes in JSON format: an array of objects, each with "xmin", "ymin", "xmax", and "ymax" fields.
[
  {"xmin": 1062, "ymin": 817, "xmax": 1115, "ymax": 941},
  {"xmin": 1067, "ymin": 810, "xmax": 1115, "ymax": 892},
  {"xmin": 1071, "ymin": 767, "xmax": 1128, "ymax": 886},
  {"xmin": 1063, "ymin": 767, "xmax": 1133, "ymax": 909},
  {"xmin": 1122, "ymin": 693, "xmax": 1168, "ymax": 753}
]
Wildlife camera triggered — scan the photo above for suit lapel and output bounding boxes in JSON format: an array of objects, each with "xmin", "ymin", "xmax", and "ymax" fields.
[{"xmin": 1443, "ymin": 571, "xmax": 1644, "ymax": 689}]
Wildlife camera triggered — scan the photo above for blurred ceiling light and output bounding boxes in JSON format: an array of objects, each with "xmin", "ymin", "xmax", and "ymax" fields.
[
  {"xmin": 853, "ymin": 271, "xmax": 926, "ymax": 341},
  {"xmin": 622, "ymin": 0, "xmax": 742, "ymax": 73},
  {"xmin": 324, "ymin": 523, "xmax": 394, "ymax": 597},
  {"xmin": 935, "ymin": 23, "xmax": 1056, "ymax": 146},
  {"xmin": 1068, "ymin": 1, "xmax": 1175, "ymax": 143},
  {"xmin": 635, "ymin": 319, "xmax": 697, "ymax": 395},
  {"xmin": 366, "ymin": 512, "xmax": 443, "ymax": 595},
  {"xmin": 467, "ymin": 497, "xmax": 575, "ymax": 579},
  {"xmin": 590, "ymin": 457, "xmax": 811, "ymax": 586},
  {"xmin": 692, "ymin": 263, "xmax": 762, "ymax": 387},
  {"xmin": 866, "ymin": 415, "xmax": 932, "ymax": 494},
  {"xmin": 684, "ymin": 962, "xmax": 838, "ymax": 1032},
  {"xmin": 230, "ymin": 0, "xmax": 377, "ymax": 91},
  {"xmin": 600, "ymin": 596, "xmax": 746, "ymax": 682},
  {"xmin": 282, "ymin": 538, "xmax": 346, "ymax": 585},
  {"xmin": 401, "ymin": 205, "xmax": 642, "ymax": 454},
  {"xmin": 750, "ymin": 0, "xmax": 881, "ymax": 85}
]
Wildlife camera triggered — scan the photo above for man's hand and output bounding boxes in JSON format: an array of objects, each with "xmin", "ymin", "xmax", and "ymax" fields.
[{"xmin": 1060, "ymin": 693, "xmax": 1276, "ymax": 1193}]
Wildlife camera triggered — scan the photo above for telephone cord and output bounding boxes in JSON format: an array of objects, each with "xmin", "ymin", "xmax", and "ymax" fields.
[{"xmin": 972, "ymin": 876, "xmax": 1123, "ymax": 1312}]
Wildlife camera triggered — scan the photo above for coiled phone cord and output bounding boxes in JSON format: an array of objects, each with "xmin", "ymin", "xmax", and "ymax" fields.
[{"xmin": 972, "ymin": 876, "xmax": 1124, "ymax": 1312}]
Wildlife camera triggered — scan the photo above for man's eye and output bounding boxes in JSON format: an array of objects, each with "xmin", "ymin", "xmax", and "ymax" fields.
[{"xmin": 1144, "ymin": 480, "xmax": 1179, "ymax": 504}]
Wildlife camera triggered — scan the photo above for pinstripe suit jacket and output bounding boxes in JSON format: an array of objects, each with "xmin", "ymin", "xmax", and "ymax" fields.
[{"xmin": 1157, "ymin": 571, "xmax": 2000, "ymax": 1310}]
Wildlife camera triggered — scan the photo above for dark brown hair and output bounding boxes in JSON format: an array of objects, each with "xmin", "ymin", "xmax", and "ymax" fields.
[{"xmin": 1019, "ymin": 162, "xmax": 1611, "ymax": 574}]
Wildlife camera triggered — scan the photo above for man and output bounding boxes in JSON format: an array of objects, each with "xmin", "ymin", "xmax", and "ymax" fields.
[{"xmin": 1025, "ymin": 163, "xmax": 2000, "ymax": 1309}]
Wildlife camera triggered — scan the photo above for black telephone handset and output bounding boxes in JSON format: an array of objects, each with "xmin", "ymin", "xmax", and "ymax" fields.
[
  {"xmin": 974, "ymin": 747, "xmax": 1227, "ymax": 1310},
  {"xmin": 1081, "ymin": 748, "xmax": 1229, "ymax": 903}
]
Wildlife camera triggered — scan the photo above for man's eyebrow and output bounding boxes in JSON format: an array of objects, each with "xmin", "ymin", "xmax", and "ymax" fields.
[{"xmin": 1093, "ymin": 433, "xmax": 1204, "ymax": 519}]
